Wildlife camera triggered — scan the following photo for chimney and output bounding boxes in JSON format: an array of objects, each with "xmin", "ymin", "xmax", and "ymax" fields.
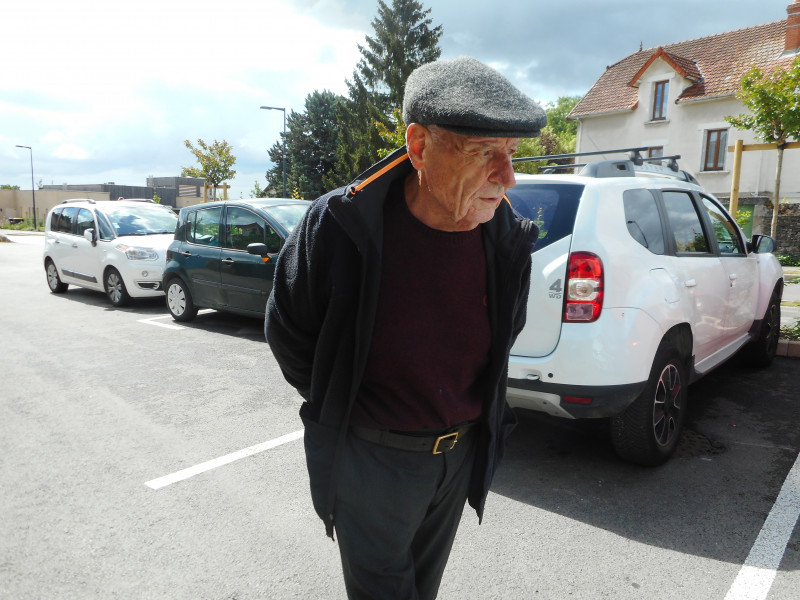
[{"xmin": 786, "ymin": 0, "xmax": 800, "ymax": 52}]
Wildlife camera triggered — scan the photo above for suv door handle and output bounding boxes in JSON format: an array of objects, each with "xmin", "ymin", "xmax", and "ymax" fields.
[
  {"xmin": 180, "ymin": 251, "xmax": 191, "ymax": 257},
  {"xmin": 221, "ymin": 258, "xmax": 235, "ymax": 264},
  {"xmin": 684, "ymin": 279, "xmax": 697, "ymax": 288}
]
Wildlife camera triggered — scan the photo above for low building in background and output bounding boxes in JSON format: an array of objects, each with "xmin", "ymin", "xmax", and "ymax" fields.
[{"xmin": 0, "ymin": 176, "xmax": 206, "ymax": 225}]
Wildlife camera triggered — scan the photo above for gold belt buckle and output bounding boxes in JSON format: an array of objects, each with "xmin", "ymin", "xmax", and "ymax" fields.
[{"xmin": 432, "ymin": 431, "xmax": 459, "ymax": 454}]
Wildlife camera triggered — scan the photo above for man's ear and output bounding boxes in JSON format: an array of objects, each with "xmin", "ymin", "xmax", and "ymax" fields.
[{"xmin": 405, "ymin": 123, "xmax": 429, "ymax": 169}]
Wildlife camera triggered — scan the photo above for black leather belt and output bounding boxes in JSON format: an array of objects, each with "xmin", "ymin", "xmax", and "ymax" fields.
[{"xmin": 350, "ymin": 423, "xmax": 476, "ymax": 454}]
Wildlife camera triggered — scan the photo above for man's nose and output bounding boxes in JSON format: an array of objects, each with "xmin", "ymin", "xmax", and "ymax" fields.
[{"xmin": 489, "ymin": 153, "xmax": 517, "ymax": 189}]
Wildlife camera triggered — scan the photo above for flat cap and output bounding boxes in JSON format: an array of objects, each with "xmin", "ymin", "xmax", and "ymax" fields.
[{"xmin": 402, "ymin": 56, "xmax": 547, "ymax": 138}]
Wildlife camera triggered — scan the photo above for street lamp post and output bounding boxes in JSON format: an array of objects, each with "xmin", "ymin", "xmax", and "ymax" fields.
[
  {"xmin": 260, "ymin": 105, "xmax": 287, "ymax": 198},
  {"xmin": 15, "ymin": 145, "xmax": 37, "ymax": 230}
]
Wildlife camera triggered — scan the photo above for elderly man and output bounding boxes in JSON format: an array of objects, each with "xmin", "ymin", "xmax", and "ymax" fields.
[{"xmin": 265, "ymin": 56, "xmax": 546, "ymax": 599}]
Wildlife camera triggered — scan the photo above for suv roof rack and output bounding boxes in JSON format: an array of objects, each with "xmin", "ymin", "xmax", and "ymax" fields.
[
  {"xmin": 115, "ymin": 197, "xmax": 155, "ymax": 202},
  {"xmin": 512, "ymin": 146, "xmax": 699, "ymax": 184},
  {"xmin": 60, "ymin": 198, "xmax": 96, "ymax": 205}
]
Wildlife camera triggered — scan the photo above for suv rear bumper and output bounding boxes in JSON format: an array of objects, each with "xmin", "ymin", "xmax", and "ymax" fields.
[{"xmin": 507, "ymin": 378, "xmax": 646, "ymax": 419}]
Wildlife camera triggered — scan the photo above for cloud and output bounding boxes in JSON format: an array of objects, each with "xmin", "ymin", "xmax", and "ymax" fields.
[
  {"xmin": 52, "ymin": 144, "xmax": 88, "ymax": 160},
  {"xmin": 0, "ymin": 0, "xmax": 789, "ymax": 198}
]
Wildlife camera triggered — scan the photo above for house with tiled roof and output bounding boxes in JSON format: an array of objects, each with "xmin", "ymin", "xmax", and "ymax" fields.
[{"xmin": 569, "ymin": 0, "xmax": 800, "ymax": 249}]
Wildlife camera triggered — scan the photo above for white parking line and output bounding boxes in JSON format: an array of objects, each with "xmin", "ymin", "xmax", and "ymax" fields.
[
  {"xmin": 145, "ymin": 429, "xmax": 304, "ymax": 490},
  {"xmin": 137, "ymin": 309, "xmax": 215, "ymax": 330},
  {"xmin": 137, "ymin": 315, "xmax": 184, "ymax": 330},
  {"xmin": 724, "ymin": 450, "xmax": 800, "ymax": 600}
]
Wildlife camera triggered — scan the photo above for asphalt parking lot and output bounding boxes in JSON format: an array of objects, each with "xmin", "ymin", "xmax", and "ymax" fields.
[{"xmin": 1, "ymin": 231, "xmax": 799, "ymax": 599}]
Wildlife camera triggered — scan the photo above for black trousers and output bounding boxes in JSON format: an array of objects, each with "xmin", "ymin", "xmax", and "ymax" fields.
[{"xmin": 334, "ymin": 430, "xmax": 477, "ymax": 600}]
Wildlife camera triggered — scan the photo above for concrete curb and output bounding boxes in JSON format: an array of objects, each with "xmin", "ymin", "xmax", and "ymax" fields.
[{"xmin": 777, "ymin": 339, "xmax": 800, "ymax": 358}]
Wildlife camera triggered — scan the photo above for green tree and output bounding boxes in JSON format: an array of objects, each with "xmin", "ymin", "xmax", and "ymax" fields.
[
  {"xmin": 376, "ymin": 107, "xmax": 407, "ymax": 158},
  {"xmin": 250, "ymin": 180, "xmax": 268, "ymax": 198},
  {"xmin": 1, "ymin": 184, "xmax": 20, "ymax": 190},
  {"xmin": 544, "ymin": 95, "xmax": 581, "ymax": 139},
  {"xmin": 266, "ymin": 90, "xmax": 344, "ymax": 199},
  {"xmin": 181, "ymin": 139, "xmax": 237, "ymax": 201},
  {"xmin": 726, "ymin": 56, "xmax": 800, "ymax": 238},
  {"xmin": 513, "ymin": 96, "xmax": 583, "ymax": 175},
  {"xmin": 358, "ymin": 0, "xmax": 442, "ymax": 111},
  {"xmin": 330, "ymin": 0, "xmax": 442, "ymax": 187}
]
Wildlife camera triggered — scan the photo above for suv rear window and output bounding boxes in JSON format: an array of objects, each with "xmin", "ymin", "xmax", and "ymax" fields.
[
  {"xmin": 623, "ymin": 189, "xmax": 665, "ymax": 255},
  {"xmin": 507, "ymin": 183, "xmax": 583, "ymax": 251}
]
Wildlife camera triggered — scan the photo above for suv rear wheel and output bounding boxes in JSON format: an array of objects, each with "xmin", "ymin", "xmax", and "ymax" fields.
[
  {"xmin": 743, "ymin": 291, "xmax": 781, "ymax": 368},
  {"xmin": 610, "ymin": 343, "xmax": 687, "ymax": 466}
]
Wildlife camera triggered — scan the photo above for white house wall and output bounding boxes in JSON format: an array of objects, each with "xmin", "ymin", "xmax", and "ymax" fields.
[{"xmin": 575, "ymin": 64, "xmax": 800, "ymax": 201}]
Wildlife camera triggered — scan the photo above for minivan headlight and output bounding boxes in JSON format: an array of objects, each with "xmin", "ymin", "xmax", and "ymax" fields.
[{"xmin": 116, "ymin": 244, "xmax": 158, "ymax": 260}]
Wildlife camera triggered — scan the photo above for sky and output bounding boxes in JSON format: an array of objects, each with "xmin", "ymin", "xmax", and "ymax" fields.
[{"xmin": 0, "ymin": 0, "xmax": 792, "ymax": 201}]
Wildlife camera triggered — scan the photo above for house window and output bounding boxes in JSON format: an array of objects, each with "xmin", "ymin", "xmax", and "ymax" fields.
[
  {"xmin": 703, "ymin": 129, "xmax": 728, "ymax": 171},
  {"xmin": 648, "ymin": 147, "xmax": 664, "ymax": 158},
  {"xmin": 652, "ymin": 81, "xmax": 669, "ymax": 120}
]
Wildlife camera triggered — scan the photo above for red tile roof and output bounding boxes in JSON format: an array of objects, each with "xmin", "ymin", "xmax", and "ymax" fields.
[{"xmin": 570, "ymin": 20, "xmax": 795, "ymax": 118}]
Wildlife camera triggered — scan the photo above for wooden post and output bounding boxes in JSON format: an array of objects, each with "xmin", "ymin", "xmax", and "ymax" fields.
[{"xmin": 729, "ymin": 139, "xmax": 743, "ymax": 217}]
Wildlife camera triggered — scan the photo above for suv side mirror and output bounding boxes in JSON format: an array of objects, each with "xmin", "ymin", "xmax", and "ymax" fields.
[
  {"xmin": 83, "ymin": 228, "xmax": 97, "ymax": 246},
  {"xmin": 750, "ymin": 234, "xmax": 776, "ymax": 254}
]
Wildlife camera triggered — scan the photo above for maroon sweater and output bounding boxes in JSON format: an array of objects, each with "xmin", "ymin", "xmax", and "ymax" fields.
[{"xmin": 351, "ymin": 182, "xmax": 491, "ymax": 431}]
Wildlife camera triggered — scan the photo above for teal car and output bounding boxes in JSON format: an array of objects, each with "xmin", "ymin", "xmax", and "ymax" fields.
[{"xmin": 163, "ymin": 198, "xmax": 310, "ymax": 322}]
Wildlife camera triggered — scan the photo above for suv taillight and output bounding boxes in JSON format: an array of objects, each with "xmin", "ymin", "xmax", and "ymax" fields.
[{"xmin": 564, "ymin": 252, "xmax": 603, "ymax": 323}]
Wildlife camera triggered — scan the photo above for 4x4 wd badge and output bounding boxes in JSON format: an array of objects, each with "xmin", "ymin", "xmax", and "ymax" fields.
[{"xmin": 548, "ymin": 279, "xmax": 563, "ymax": 299}]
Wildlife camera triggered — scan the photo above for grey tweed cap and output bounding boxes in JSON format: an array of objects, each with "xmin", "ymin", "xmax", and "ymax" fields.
[{"xmin": 402, "ymin": 56, "xmax": 547, "ymax": 138}]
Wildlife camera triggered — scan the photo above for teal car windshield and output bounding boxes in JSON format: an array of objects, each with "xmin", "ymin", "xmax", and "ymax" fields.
[{"xmin": 266, "ymin": 204, "xmax": 308, "ymax": 234}]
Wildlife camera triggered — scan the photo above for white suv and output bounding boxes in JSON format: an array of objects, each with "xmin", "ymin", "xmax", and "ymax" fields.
[
  {"xmin": 505, "ymin": 158, "xmax": 783, "ymax": 466},
  {"xmin": 43, "ymin": 199, "xmax": 178, "ymax": 306}
]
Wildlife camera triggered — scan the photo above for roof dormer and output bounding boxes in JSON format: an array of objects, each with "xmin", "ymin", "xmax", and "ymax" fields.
[{"xmin": 627, "ymin": 47, "xmax": 702, "ymax": 88}]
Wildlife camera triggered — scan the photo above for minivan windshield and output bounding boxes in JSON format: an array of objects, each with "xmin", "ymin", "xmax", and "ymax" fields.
[{"xmin": 102, "ymin": 204, "xmax": 178, "ymax": 237}]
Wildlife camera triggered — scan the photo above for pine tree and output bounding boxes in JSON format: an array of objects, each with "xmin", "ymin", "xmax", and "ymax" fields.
[
  {"xmin": 265, "ymin": 91, "xmax": 344, "ymax": 200},
  {"xmin": 357, "ymin": 0, "xmax": 442, "ymax": 111},
  {"xmin": 329, "ymin": 0, "xmax": 443, "ymax": 188}
]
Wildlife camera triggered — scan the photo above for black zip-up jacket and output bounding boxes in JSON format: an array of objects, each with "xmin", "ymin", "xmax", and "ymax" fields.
[{"xmin": 265, "ymin": 147, "xmax": 537, "ymax": 537}]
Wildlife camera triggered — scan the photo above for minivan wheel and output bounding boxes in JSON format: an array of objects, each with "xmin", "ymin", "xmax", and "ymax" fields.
[
  {"xmin": 105, "ymin": 267, "xmax": 131, "ymax": 307},
  {"xmin": 743, "ymin": 291, "xmax": 780, "ymax": 368},
  {"xmin": 610, "ymin": 344, "xmax": 687, "ymax": 467},
  {"xmin": 166, "ymin": 278, "xmax": 197, "ymax": 322},
  {"xmin": 45, "ymin": 259, "xmax": 68, "ymax": 293}
]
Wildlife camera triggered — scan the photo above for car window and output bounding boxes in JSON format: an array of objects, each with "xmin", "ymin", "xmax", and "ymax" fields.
[
  {"xmin": 188, "ymin": 207, "xmax": 222, "ymax": 246},
  {"xmin": 75, "ymin": 208, "xmax": 95, "ymax": 236},
  {"xmin": 224, "ymin": 207, "xmax": 272, "ymax": 251},
  {"xmin": 662, "ymin": 191, "xmax": 710, "ymax": 254},
  {"xmin": 101, "ymin": 204, "xmax": 178, "ymax": 236},
  {"xmin": 701, "ymin": 196, "xmax": 745, "ymax": 255},
  {"xmin": 506, "ymin": 183, "xmax": 583, "ymax": 251},
  {"xmin": 265, "ymin": 204, "xmax": 309, "ymax": 234},
  {"xmin": 49, "ymin": 207, "xmax": 62, "ymax": 231},
  {"xmin": 97, "ymin": 212, "xmax": 115, "ymax": 240},
  {"xmin": 57, "ymin": 207, "xmax": 78, "ymax": 234},
  {"xmin": 623, "ymin": 189, "xmax": 665, "ymax": 255}
]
